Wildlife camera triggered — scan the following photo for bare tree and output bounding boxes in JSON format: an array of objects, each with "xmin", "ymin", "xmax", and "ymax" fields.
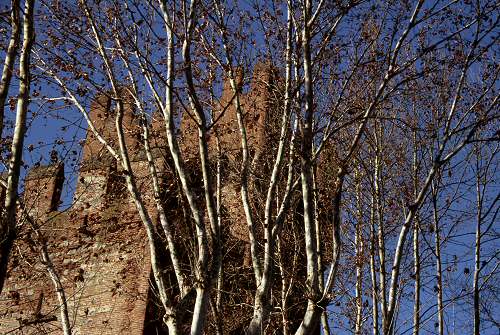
[
  {"xmin": 0, "ymin": 0, "xmax": 20, "ymax": 139},
  {"xmin": 0, "ymin": 0, "xmax": 35, "ymax": 294},
  {"xmin": 1, "ymin": 1, "xmax": 498, "ymax": 334},
  {"xmin": 472, "ymin": 141, "xmax": 499, "ymax": 335}
]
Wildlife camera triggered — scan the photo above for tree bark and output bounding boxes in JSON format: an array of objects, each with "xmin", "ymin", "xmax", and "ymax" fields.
[
  {"xmin": 31, "ymin": 219, "xmax": 72, "ymax": 335},
  {"xmin": 412, "ymin": 130, "xmax": 420, "ymax": 335},
  {"xmin": 0, "ymin": 0, "xmax": 35, "ymax": 294},
  {"xmin": 81, "ymin": 3, "xmax": 179, "ymax": 331},
  {"xmin": 473, "ymin": 160, "xmax": 483, "ymax": 335},
  {"xmin": 374, "ymin": 121, "xmax": 387, "ymax": 331},
  {"xmin": 355, "ymin": 168, "xmax": 364, "ymax": 335},
  {"xmin": 432, "ymin": 185, "xmax": 444, "ymax": 335},
  {"xmin": 295, "ymin": 0, "xmax": 321, "ymax": 330},
  {"xmin": 369, "ymin": 195, "xmax": 379, "ymax": 335},
  {"xmin": 0, "ymin": 0, "xmax": 20, "ymax": 138}
]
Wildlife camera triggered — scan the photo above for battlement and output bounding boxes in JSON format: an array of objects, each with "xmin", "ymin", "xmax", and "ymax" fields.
[
  {"xmin": 23, "ymin": 163, "xmax": 64, "ymax": 217},
  {"xmin": 180, "ymin": 62, "xmax": 282, "ymax": 160},
  {"xmin": 20, "ymin": 62, "xmax": 282, "ymax": 237},
  {"xmin": 1, "ymin": 63, "xmax": 287, "ymax": 335},
  {"xmin": 3, "ymin": 89, "xmax": 158, "ymax": 333},
  {"xmin": 81, "ymin": 88, "xmax": 141, "ymax": 165}
]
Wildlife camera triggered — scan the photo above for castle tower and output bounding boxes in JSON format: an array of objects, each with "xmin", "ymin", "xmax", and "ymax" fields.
[
  {"xmin": 74, "ymin": 89, "xmax": 142, "ymax": 211},
  {"xmin": 23, "ymin": 163, "xmax": 64, "ymax": 218},
  {"xmin": 213, "ymin": 63, "xmax": 281, "ymax": 242},
  {"xmin": 0, "ymin": 90, "xmax": 155, "ymax": 335},
  {"xmin": 0, "ymin": 67, "xmax": 309, "ymax": 335}
]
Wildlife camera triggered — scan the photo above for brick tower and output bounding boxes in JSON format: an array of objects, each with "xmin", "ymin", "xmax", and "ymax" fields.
[
  {"xmin": 0, "ymin": 89, "xmax": 157, "ymax": 334},
  {"xmin": 0, "ymin": 63, "xmax": 314, "ymax": 334}
]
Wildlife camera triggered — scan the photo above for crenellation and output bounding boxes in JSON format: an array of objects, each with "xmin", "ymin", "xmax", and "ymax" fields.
[
  {"xmin": 0, "ymin": 62, "xmax": 294, "ymax": 334},
  {"xmin": 23, "ymin": 162, "xmax": 64, "ymax": 218}
]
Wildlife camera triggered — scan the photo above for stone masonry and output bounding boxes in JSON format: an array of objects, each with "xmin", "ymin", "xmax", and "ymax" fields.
[{"xmin": 0, "ymin": 63, "xmax": 314, "ymax": 334}]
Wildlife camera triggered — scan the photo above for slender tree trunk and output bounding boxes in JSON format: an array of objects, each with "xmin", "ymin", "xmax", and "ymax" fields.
[
  {"xmin": 374, "ymin": 122, "xmax": 388, "ymax": 331},
  {"xmin": 277, "ymin": 121, "xmax": 300, "ymax": 335},
  {"xmin": 432, "ymin": 184, "xmax": 444, "ymax": 335},
  {"xmin": 320, "ymin": 175, "xmax": 343, "ymax": 330},
  {"xmin": 182, "ymin": 2, "xmax": 224, "ymax": 332},
  {"xmin": 213, "ymin": 135, "xmax": 224, "ymax": 335},
  {"xmin": 314, "ymin": 168, "xmax": 331, "ymax": 335},
  {"xmin": 355, "ymin": 168, "xmax": 364, "ymax": 335},
  {"xmin": 41, "ymin": 246, "xmax": 71, "ymax": 335},
  {"xmin": 385, "ymin": 13, "xmax": 480, "ymax": 333},
  {"xmin": 0, "ymin": 0, "xmax": 20, "ymax": 138},
  {"xmin": 81, "ymin": 4, "xmax": 180, "ymax": 332},
  {"xmin": 412, "ymin": 218, "xmax": 421, "ymax": 335},
  {"xmin": 412, "ymin": 130, "xmax": 420, "ymax": 335},
  {"xmin": 295, "ymin": 1, "xmax": 324, "ymax": 333},
  {"xmin": 232, "ymin": 0, "xmax": 293, "ymax": 330},
  {"xmin": 369, "ymin": 196, "xmax": 379, "ymax": 335},
  {"xmin": 278, "ymin": 237, "xmax": 290, "ymax": 335},
  {"xmin": 158, "ymin": 1, "xmax": 221, "ymax": 332},
  {"xmin": 36, "ymin": 230, "xmax": 71, "ymax": 335},
  {"xmin": 117, "ymin": 84, "xmax": 179, "ymax": 335},
  {"xmin": 116, "ymin": 33, "xmax": 189, "ymax": 300},
  {"xmin": 17, "ymin": 198, "xmax": 72, "ymax": 334},
  {"xmin": 0, "ymin": 0, "xmax": 35, "ymax": 294},
  {"xmin": 320, "ymin": 312, "xmax": 331, "ymax": 335},
  {"xmin": 473, "ymin": 163, "xmax": 482, "ymax": 335}
]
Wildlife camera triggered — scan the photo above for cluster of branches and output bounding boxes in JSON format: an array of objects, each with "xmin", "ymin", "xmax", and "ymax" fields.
[{"xmin": 0, "ymin": 0, "xmax": 498, "ymax": 334}]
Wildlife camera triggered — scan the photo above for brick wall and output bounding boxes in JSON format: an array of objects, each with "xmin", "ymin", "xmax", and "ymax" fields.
[
  {"xmin": 23, "ymin": 163, "xmax": 65, "ymax": 217},
  {"xmin": 0, "ymin": 87, "xmax": 156, "ymax": 334},
  {"xmin": 0, "ymin": 63, "xmax": 292, "ymax": 334},
  {"xmin": 0, "ymin": 202, "xmax": 152, "ymax": 334}
]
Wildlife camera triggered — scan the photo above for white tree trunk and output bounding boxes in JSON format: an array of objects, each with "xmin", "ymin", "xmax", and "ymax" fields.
[
  {"xmin": 0, "ymin": 0, "xmax": 35, "ymax": 294},
  {"xmin": 355, "ymin": 168, "xmax": 364, "ymax": 335},
  {"xmin": 0, "ymin": 0, "xmax": 20, "ymax": 137},
  {"xmin": 412, "ymin": 130, "xmax": 420, "ymax": 335},
  {"xmin": 81, "ymin": 4, "xmax": 180, "ymax": 331},
  {"xmin": 473, "ymin": 163, "xmax": 483, "ymax": 335},
  {"xmin": 432, "ymin": 185, "xmax": 444, "ymax": 335},
  {"xmin": 369, "ymin": 195, "xmax": 379, "ymax": 335},
  {"xmin": 37, "ymin": 229, "xmax": 72, "ymax": 335}
]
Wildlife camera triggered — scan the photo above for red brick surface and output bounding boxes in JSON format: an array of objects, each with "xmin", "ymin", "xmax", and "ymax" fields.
[{"xmin": 0, "ymin": 63, "xmax": 291, "ymax": 334}]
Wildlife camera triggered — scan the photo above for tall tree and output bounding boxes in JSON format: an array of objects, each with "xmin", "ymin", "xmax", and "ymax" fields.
[{"xmin": 0, "ymin": 0, "xmax": 35, "ymax": 294}]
